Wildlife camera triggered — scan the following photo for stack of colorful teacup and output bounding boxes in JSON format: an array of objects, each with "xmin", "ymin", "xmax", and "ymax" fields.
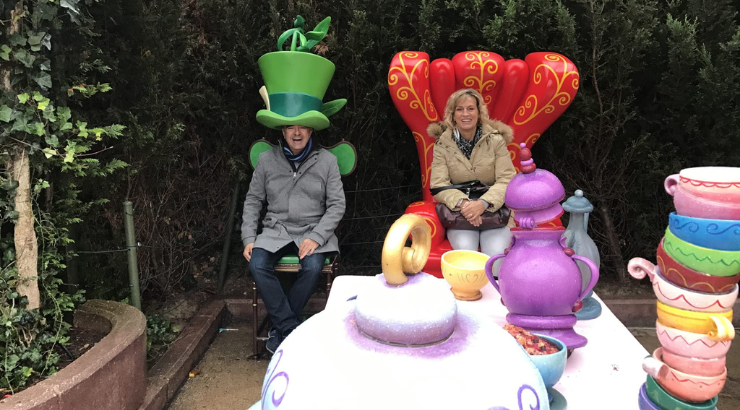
[{"xmin": 629, "ymin": 166, "xmax": 740, "ymax": 410}]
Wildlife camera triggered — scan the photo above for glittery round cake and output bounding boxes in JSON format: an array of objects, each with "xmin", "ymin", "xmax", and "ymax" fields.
[{"xmin": 355, "ymin": 273, "xmax": 457, "ymax": 346}]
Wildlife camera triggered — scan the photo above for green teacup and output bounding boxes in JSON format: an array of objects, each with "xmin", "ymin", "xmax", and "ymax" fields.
[
  {"xmin": 645, "ymin": 375, "xmax": 717, "ymax": 410},
  {"xmin": 663, "ymin": 227, "xmax": 740, "ymax": 277}
]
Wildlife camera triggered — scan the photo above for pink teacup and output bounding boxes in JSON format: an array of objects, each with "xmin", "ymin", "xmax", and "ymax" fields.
[
  {"xmin": 665, "ymin": 183, "xmax": 740, "ymax": 220},
  {"xmin": 656, "ymin": 320, "xmax": 732, "ymax": 360},
  {"xmin": 659, "ymin": 347, "xmax": 726, "ymax": 377},
  {"xmin": 643, "ymin": 352, "xmax": 726, "ymax": 403},
  {"xmin": 665, "ymin": 167, "xmax": 740, "ymax": 203},
  {"xmin": 628, "ymin": 258, "xmax": 738, "ymax": 313}
]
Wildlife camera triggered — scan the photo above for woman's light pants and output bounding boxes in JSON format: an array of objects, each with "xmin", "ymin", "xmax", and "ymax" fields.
[{"xmin": 447, "ymin": 226, "xmax": 512, "ymax": 277}]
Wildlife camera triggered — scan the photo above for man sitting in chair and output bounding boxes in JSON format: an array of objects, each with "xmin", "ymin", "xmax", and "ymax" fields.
[
  {"xmin": 243, "ymin": 28, "xmax": 348, "ymax": 353},
  {"xmin": 241, "ymin": 123, "xmax": 345, "ymax": 354}
]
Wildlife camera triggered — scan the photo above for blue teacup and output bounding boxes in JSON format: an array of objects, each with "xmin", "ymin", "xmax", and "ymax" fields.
[
  {"xmin": 668, "ymin": 212, "xmax": 740, "ymax": 251},
  {"xmin": 528, "ymin": 334, "xmax": 567, "ymax": 407}
]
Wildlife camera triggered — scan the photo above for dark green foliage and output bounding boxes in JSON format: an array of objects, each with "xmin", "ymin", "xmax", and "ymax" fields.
[
  {"xmin": 1, "ymin": 0, "xmax": 125, "ymax": 393},
  {"xmin": 1, "ymin": 239, "xmax": 83, "ymax": 392},
  {"xmin": 146, "ymin": 314, "xmax": 178, "ymax": 364},
  {"xmin": 66, "ymin": 0, "xmax": 740, "ymax": 287}
]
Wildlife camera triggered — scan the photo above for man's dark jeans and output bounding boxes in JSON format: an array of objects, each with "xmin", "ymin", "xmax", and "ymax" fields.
[{"xmin": 249, "ymin": 243, "xmax": 324, "ymax": 338}]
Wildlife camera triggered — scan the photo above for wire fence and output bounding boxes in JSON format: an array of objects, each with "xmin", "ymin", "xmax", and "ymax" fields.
[{"xmin": 74, "ymin": 183, "xmax": 422, "ymax": 289}]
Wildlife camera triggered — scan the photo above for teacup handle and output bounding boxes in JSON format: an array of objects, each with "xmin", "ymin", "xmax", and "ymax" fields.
[
  {"xmin": 709, "ymin": 316, "xmax": 736, "ymax": 342},
  {"xmin": 572, "ymin": 255, "xmax": 599, "ymax": 301},
  {"xmin": 627, "ymin": 257, "xmax": 657, "ymax": 282},
  {"xmin": 664, "ymin": 174, "xmax": 680, "ymax": 196},
  {"xmin": 642, "ymin": 356, "xmax": 669, "ymax": 379},
  {"xmin": 484, "ymin": 254, "xmax": 506, "ymax": 292}
]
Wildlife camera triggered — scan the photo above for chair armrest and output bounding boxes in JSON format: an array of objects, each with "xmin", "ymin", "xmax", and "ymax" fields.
[{"xmin": 404, "ymin": 201, "xmax": 445, "ymax": 247}]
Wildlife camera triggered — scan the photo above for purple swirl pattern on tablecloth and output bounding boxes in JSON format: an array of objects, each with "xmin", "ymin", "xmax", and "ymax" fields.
[
  {"xmin": 487, "ymin": 384, "xmax": 540, "ymax": 410},
  {"xmin": 261, "ymin": 349, "xmax": 289, "ymax": 409}
]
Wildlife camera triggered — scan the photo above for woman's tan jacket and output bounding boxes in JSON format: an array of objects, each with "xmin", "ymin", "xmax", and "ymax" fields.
[{"xmin": 429, "ymin": 119, "xmax": 516, "ymax": 216}]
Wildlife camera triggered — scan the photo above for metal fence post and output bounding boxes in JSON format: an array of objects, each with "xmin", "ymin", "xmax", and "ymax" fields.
[{"xmin": 123, "ymin": 201, "xmax": 142, "ymax": 310}]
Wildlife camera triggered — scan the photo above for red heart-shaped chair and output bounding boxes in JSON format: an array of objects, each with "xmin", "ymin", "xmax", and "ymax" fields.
[{"xmin": 388, "ymin": 51, "xmax": 579, "ymax": 277}]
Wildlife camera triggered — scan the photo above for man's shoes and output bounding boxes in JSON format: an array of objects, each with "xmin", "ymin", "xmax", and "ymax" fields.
[
  {"xmin": 266, "ymin": 327, "xmax": 279, "ymax": 354},
  {"xmin": 266, "ymin": 332, "xmax": 280, "ymax": 354},
  {"xmin": 265, "ymin": 327, "xmax": 294, "ymax": 355}
]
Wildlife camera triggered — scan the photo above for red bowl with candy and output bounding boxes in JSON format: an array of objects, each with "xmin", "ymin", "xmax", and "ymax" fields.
[{"xmin": 657, "ymin": 238, "xmax": 740, "ymax": 294}]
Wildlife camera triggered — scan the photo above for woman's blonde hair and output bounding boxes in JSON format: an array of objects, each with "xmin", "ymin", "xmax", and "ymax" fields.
[{"xmin": 442, "ymin": 88, "xmax": 491, "ymax": 131}]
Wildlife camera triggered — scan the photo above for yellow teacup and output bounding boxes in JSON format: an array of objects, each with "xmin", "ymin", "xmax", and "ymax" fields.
[
  {"xmin": 656, "ymin": 301, "xmax": 735, "ymax": 341},
  {"xmin": 441, "ymin": 250, "xmax": 490, "ymax": 301}
]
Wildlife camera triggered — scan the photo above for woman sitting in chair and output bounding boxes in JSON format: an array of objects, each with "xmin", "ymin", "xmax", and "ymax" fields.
[{"xmin": 429, "ymin": 89, "xmax": 516, "ymax": 271}]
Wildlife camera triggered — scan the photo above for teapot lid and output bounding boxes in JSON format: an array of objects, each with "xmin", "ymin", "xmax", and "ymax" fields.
[
  {"xmin": 562, "ymin": 190, "xmax": 593, "ymax": 213},
  {"xmin": 505, "ymin": 143, "xmax": 565, "ymax": 214}
]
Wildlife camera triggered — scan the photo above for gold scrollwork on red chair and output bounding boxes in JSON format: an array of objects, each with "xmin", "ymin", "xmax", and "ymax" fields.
[
  {"xmin": 413, "ymin": 132, "xmax": 434, "ymax": 189},
  {"xmin": 388, "ymin": 52, "xmax": 438, "ymax": 122},
  {"xmin": 514, "ymin": 54, "xmax": 579, "ymax": 126},
  {"xmin": 462, "ymin": 51, "xmax": 499, "ymax": 104}
]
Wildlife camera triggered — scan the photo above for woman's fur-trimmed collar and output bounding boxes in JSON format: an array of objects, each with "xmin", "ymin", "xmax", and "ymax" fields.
[{"xmin": 426, "ymin": 119, "xmax": 514, "ymax": 143}]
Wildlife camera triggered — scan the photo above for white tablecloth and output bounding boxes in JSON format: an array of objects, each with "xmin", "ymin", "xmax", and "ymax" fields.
[{"xmin": 327, "ymin": 275, "xmax": 649, "ymax": 410}]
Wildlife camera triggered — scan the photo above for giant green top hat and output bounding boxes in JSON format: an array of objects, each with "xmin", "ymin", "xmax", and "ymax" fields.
[{"xmin": 256, "ymin": 16, "xmax": 346, "ymax": 131}]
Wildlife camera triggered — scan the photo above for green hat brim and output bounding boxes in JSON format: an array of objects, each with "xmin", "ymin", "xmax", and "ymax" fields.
[{"xmin": 256, "ymin": 109, "xmax": 330, "ymax": 131}]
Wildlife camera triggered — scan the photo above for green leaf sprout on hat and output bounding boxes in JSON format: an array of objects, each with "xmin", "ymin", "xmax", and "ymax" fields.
[{"xmin": 277, "ymin": 15, "xmax": 331, "ymax": 52}]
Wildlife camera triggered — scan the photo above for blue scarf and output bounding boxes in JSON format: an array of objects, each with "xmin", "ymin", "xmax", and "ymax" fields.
[{"xmin": 282, "ymin": 136, "xmax": 314, "ymax": 163}]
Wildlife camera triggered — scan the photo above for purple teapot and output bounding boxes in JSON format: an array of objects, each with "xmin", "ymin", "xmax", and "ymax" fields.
[
  {"xmin": 485, "ymin": 228, "xmax": 599, "ymax": 349},
  {"xmin": 485, "ymin": 227, "xmax": 599, "ymax": 316}
]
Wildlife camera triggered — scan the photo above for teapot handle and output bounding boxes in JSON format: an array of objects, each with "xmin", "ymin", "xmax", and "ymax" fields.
[
  {"xmin": 484, "ymin": 254, "xmax": 507, "ymax": 293},
  {"xmin": 571, "ymin": 255, "xmax": 599, "ymax": 301}
]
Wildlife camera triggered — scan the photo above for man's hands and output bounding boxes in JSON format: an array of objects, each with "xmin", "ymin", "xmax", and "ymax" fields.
[
  {"xmin": 243, "ymin": 243, "xmax": 254, "ymax": 261},
  {"xmin": 299, "ymin": 238, "xmax": 319, "ymax": 259},
  {"xmin": 243, "ymin": 239, "xmax": 319, "ymax": 262},
  {"xmin": 460, "ymin": 200, "xmax": 486, "ymax": 227}
]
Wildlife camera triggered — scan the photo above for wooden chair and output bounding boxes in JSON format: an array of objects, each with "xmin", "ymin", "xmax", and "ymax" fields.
[
  {"xmin": 247, "ymin": 139, "xmax": 356, "ymax": 358},
  {"xmin": 388, "ymin": 51, "xmax": 579, "ymax": 277}
]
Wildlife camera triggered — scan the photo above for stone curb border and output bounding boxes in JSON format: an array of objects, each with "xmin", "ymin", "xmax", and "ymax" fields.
[
  {"xmin": 138, "ymin": 300, "xmax": 226, "ymax": 410},
  {"xmin": 0, "ymin": 300, "xmax": 147, "ymax": 410}
]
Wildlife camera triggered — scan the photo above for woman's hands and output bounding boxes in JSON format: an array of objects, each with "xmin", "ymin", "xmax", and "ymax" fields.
[{"xmin": 460, "ymin": 200, "xmax": 487, "ymax": 227}]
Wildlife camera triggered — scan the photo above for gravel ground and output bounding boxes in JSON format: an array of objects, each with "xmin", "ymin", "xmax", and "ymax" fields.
[{"xmin": 166, "ymin": 322, "xmax": 266, "ymax": 410}]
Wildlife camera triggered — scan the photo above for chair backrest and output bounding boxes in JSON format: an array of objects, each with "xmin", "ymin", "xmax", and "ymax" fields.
[
  {"xmin": 388, "ymin": 51, "xmax": 579, "ymax": 202},
  {"xmin": 248, "ymin": 139, "xmax": 357, "ymax": 176}
]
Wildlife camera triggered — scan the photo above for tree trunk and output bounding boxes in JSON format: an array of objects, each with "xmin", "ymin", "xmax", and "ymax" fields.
[
  {"xmin": 9, "ymin": 149, "xmax": 40, "ymax": 309},
  {"xmin": 3, "ymin": 2, "xmax": 41, "ymax": 310},
  {"xmin": 599, "ymin": 204, "xmax": 629, "ymax": 283}
]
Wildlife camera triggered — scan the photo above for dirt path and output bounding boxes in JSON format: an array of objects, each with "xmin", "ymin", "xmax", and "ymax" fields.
[
  {"xmin": 166, "ymin": 324, "xmax": 739, "ymax": 409},
  {"xmin": 166, "ymin": 322, "xmax": 266, "ymax": 410}
]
